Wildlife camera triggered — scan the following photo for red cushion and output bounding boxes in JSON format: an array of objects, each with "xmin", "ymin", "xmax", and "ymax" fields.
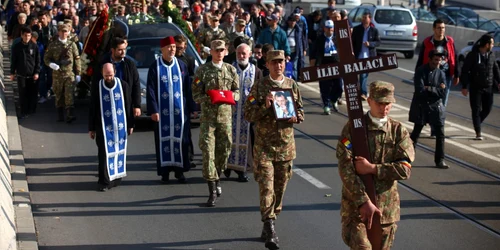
[{"xmin": 207, "ymin": 90, "xmax": 236, "ymax": 105}]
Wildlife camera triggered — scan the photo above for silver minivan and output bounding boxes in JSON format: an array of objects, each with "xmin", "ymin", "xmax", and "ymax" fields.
[{"xmin": 348, "ymin": 4, "xmax": 418, "ymax": 59}]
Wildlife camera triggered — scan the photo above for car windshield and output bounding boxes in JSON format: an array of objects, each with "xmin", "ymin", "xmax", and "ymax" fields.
[
  {"xmin": 126, "ymin": 39, "xmax": 199, "ymax": 70},
  {"xmin": 411, "ymin": 8, "xmax": 436, "ymax": 21},
  {"xmin": 375, "ymin": 10, "xmax": 413, "ymax": 25}
]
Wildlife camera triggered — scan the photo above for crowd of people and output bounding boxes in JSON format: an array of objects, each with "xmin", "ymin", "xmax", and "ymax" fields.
[{"xmin": 6, "ymin": 0, "xmax": 500, "ymax": 249}]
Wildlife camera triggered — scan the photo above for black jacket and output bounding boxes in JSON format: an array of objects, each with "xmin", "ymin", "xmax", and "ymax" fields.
[
  {"xmin": 11, "ymin": 41, "xmax": 40, "ymax": 77},
  {"xmin": 351, "ymin": 24, "xmax": 381, "ymax": 59},
  {"xmin": 93, "ymin": 53, "xmax": 141, "ymax": 109},
  {"xmin": 310, "ymin": 33, "xmax": 339, "ymax": 66},
  {"xmin": 177, "ymin": 53, "xmax": 196, "ymax": 76},
  {"xmin": 88, "ymin": 78, "xmax": 135, "ymax": 133},
  {"xmin": 460, "ymin": 50, "xmax": 500, "ymax": 90},
  {"xmin": 409, "ymin": 64, "xmax": 447, "ymax": 126}
]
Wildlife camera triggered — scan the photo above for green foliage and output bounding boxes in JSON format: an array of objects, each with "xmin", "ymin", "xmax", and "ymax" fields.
[{"xmin": 162, "ymin": 0, "xmax": 197, "ymax": 47}]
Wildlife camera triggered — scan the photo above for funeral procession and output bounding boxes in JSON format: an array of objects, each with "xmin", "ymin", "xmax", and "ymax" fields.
[{"xmin": 3, "ymin": 0, "xmax": 500, "ymax": 249}]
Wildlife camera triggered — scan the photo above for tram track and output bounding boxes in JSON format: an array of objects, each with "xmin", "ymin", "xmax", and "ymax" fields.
[{"xmin": 294, "ymin": 98, "xmax": 500, "ymax": 238}]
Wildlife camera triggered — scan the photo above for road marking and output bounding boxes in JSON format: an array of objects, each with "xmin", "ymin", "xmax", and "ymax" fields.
[
  {"xmin": 292, "ymin": 167, "xmax": 332, "ymax": 189},
  {"xmin": 389, "ymin": 114, "xmax": 408, "ymax": 118},
  {"xmin": 396, "ymin": 67, "xmax": 415, "ymax": 74},
  {"xmin": 300, "ymin": 83, "xmax": 500, "ymax": 163},
  {"xmin": 470, "ymin": 143, "xmax": 500, "ymax": 149},
  {"xmin": 445, "ymin": 127, "xmax": 460, "ymax": 132}
]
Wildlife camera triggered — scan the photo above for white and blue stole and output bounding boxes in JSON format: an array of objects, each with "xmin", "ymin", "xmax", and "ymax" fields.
[
  {"xmin": 228, "ymin": 62, "xmax": 255, "ymax": 171},
  {"xmin": 99, "ymin": 77, "xmax": 127, "ymax": 181},
  {"xmin": 157, "ymin": 57, "xmax": 185, "ymax": 168}
]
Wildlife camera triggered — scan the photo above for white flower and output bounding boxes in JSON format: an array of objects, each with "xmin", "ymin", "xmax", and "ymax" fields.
[
  {"xmin": 114, "ymin": 92, "xmax": 121, "ymax": 100},
  {"xmin": 174, "ymin": 91, "xmax": 181, "ymax": 99},
  {"xmin": 161, "ymin": 75, "xmax": 168, "ymax": 83},
  {"xmin": 116, "ymin": 108, "xmax": 123, "ymax": 116},
  {"xmin": 175, "ymin": 124, "xmax": 180, "ymax": 131},
  {"xmin": 118, "ymin": 123, "xmax": 124, "ymax": 130},
  {"xmin": 103, "ymin": 94, "xmax": 110, "ymax": 102},
  {"xmin": 162, "ymin": 92, "xmax": 169, "ymax": 99},
  {"xmin": 104, "ymin": 110, "xmax": 112, "ymax": 117},
  {"xmin": 164, "ymin": 146, "xmax": 170, "ymax": 153},
  {"xmin": 162, "ymin": 108, "xmax": 169, "ymax": 116},
  {"xmin": 109, "ymin": 163, "xmax": 114, "ymax": 170},
  {"xmin": 107, "ymin": 140, "xmax": 114, "ymax": 147},
  {"xmin": 162, "ymin": 125, "xmax": 169, "ymax": 131},
  {"xmin": 106, "ymin": 125, "xmax": 113, "ymax": 132}
]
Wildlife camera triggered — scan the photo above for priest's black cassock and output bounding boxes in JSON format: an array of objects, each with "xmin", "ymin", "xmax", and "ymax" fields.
[{"xmin": 146, "ymin": 56, "xmax": 193, "ymax": 177}]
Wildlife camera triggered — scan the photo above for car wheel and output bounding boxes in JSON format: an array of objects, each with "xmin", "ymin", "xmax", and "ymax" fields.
[{"xmin": 403, "ymin": 51, "xmax": 414, "ymax": 59}]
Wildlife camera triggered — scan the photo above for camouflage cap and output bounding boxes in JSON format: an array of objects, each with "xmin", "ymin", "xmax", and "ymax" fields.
[
  {"xmin": 266, "ymin": 50, "xmax": 285, "ymax": 62},
  {"xmin": 236, "ymin": 19, "xmax": 246, "ymax": 26},
  {"xmin": 369, "ymin": 81, "xmax": 396, "ymax": 103},
  {"xmin": 211, "ymin": 40, "xmax": 226, "ymax": 50},
  {"xmin": 57, "ymin": 24, "xmax": 70, "ymax": 32}
]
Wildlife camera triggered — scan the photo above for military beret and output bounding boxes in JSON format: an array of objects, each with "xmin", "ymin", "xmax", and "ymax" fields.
[
  {"xmin": 211, "ymin": 40, "xmax": 226, "ymax": 50},
  {"xmin": 369, "ymin": 81, "xmax": 396, "ymax": 103},
  {"xmin": 58, "ymin": 24, "xmax": 70, "ymax": 32},
  {"xmin": 266, "ymin": 50, "xmax": 285, "ymax": 62},
  {"xmin": 236, "ymin": 19, "xmax": 246, "ymax": 26}
]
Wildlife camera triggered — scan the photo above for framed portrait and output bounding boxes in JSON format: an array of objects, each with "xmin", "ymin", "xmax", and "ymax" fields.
[{"xmin": 270, "ymin": 89, "xmax": 297, "ymax": 121}]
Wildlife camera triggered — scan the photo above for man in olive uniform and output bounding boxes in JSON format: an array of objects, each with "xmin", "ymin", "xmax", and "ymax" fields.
[
  {"xmin": 227, "ymin": 19, "xmax": 253, "ymax": 54},
  {"xmin": 198, "ymin": 15, "xmax": 227, "ymax": 59},
  {"xmin": 336, "ymin": 81, "xmax": 415, "ymax": 250},
  {"xmin": 244, "ymin": 50, "xmax": 304, "ymax": 250},
  {"xmin": 192, "ymin": 40, "xmax": 239, "ymax": 207},
  {"xmin": 44, "ymin": 24, "xmax": 81, "ymax": 123}
]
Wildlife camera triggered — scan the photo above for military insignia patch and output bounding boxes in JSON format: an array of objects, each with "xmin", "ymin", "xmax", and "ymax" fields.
[
  {"xmin": 194, "ymin": 78, "xmax": 202, "ymax": 86},
  {"xmin": 399, "ymin": 160, "xmax": 412, "ymax": 168},
  {"xmin": 341, "ymin": 138, "xmax": 352, "ymax": 150},
  {"xmin": 248, "ymin": 95, "xmax": 257, "ymax": 105}
]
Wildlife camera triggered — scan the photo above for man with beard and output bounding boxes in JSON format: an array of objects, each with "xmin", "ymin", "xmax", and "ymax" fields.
[
  {"xmin": 93, "ymin": 36, "xmax": 142, "ymax": 118},
  {"xmin": 147, "ymin": 36, "xmax": 194, "ymax": 183},
  {"xmin": 89, "ymin": 63, "xmax": 135, "ymax": 192},
  {"xmin": 244, "ymin": 50, "xmax": 304, "ymax": 250},
  {"xmin": 225, "ymin": 43, "xmax": 263, "ymax": 182}
]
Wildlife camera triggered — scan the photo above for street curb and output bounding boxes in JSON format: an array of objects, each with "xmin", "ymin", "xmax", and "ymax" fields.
[{"xmin": 2, "ymin": 31, "xmax": 39, "ymax": 250}]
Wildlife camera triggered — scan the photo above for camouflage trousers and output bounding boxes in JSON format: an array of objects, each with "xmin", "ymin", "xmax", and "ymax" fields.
[
  {"xmin": 52, "ymin": 76, "xmax": 75, "ymax": 108},
  {"xmin": 342, "ymin": 219, "xmax": 397, "ymax": 250},
  {"xmin": 254, "ymin": 160, "xmax": 293, "ymax": 222},
  {"xmin": 199, "ymin": 122, "xmax": 232, "ymax": 181}
]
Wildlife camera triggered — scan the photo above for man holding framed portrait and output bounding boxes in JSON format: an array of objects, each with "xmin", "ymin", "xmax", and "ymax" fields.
[{"xmin": 244, "ymin": 50, "xmax": 304, "ymax": 250}]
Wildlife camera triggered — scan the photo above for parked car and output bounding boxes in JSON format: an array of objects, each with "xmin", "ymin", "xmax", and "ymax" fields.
[
  {"xmin": 411, "ymin": 8, "xmax": 459, "ymax": 25},
  {"xmin": 458, "ymin": 28, "xmax": 500, "ymax": 81},
  {"xmin": 124, "ymin": 21, "xmax": 203, "ymax": 117},
  {"xmin": 347, "ymin": 4, "xmax": 418, "ymax": 58}
]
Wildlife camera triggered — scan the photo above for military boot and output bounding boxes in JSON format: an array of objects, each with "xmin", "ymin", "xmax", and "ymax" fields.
[
  {"xmin": 66, "ymin": 108, "xmax": 76, "ymax": 123},
  {"xmin": 206, "ymin": 181, "xmax": 217, "ymax": 207},
  {"xmin": 264, "ymin": 219, "xmax": 279, "ymax": 249},
  {"xmin": 57, "ymin": 107, "xmax": 64, "ymax": 122},
  {"xmin": 215, "ymin": 180, "xmax": 222, "ymax": 197}
]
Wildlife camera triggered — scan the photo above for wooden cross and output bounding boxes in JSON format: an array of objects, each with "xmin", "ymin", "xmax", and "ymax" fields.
[{"xmin": 300, "ymin": 20, "xmax": 399, "ymax": 250}]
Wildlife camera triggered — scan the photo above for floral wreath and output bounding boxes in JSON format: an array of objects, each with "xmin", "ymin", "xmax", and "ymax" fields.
[
  {"xmin": 162, "ymin": 0, "xmax": 200, "ymax": 53},
  {"xmin": 81, "ymin": 5, "xmax": 113, "ymax": 76}
]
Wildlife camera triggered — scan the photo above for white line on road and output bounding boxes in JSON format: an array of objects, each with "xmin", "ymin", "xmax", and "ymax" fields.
[
  {"xmin": 470, "ymin": 143, "xmax": 500, "ymax": 149},
  {"xmin": 396, "ymin": 67, "xmax": 415, "ymax": 74},
  {"xmin": 292, "ymin": 167, "xmax": 332, "ymax": 189}
]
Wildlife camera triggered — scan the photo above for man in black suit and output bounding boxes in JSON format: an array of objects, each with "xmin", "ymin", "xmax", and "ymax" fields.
[
  {"xmin": 351, "ymin": 10, "xmax": 380, "ymax": 100},
  {"xmin": 92, "ymin": 36, "xmax": 142, "ymax": 117}
]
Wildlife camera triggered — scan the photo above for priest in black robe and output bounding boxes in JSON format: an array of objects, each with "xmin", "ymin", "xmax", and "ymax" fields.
[{"xmin": 146, "ymin": 36, "xmax": 194, "ymax": 183}]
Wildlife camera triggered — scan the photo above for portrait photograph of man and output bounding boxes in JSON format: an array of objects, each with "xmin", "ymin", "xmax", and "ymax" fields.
[{"xmin": 271, "ymin": 90, "xmax": 297, "ymax": 119}]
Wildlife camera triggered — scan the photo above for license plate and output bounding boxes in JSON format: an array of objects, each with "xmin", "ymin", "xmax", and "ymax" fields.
[{"xmin": 386, "ymin": 31, "xmax": 403, "ymax": 36}]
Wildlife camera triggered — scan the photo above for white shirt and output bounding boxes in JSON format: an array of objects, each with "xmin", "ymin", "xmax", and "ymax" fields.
[{"xmin": 287, "ymin": 28, "xmax": 296, "ymax": 48}]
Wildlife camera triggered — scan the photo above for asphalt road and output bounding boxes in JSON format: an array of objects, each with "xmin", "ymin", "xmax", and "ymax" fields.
[{"xmin": 17, "ymin": 52, "xmax": 500, "ymax": 249}]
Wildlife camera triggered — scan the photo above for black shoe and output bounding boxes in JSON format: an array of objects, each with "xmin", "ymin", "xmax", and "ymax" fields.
[
  {"xmin": 264, "ymin": 219, "xmax": 280, "ymax": 249},
  {"xmin": 97, "ymin": 185, "xmax": 108, "ymax": 192},
  {"xmin": 223, "ymin": 169, "xmax": 231, "ymax": 178},
  {"xmin": 206, "ymin": 181, "xmax": 217, "ymax": 207},
  {"xmin": 66, "ymin": 108, "xmax": 76, "ymax": 123},
  {"xmin": 236, "ymin": 170, "xmax": 249, "ymax": 182},
  {"xmin": 174, "ymin": 172, "xmax": 187, "ymax": 183},
  {"xmin": 190, "ymin": 162, "xmax": 197, "ymax": 168},
  {"xmin": 436, "ymin": 161, "xmax": 449, "ymax": 169},
  {"xmin": 215, "ymin": 180, "xmax": 222, "ymax": 197},
  {"xmin": 113, "ymin": 178, "xmax": 122, "ymax": 187},
  {"xmin": 161, "ymin": 174, "xmax": 169, "ymax": 183}
]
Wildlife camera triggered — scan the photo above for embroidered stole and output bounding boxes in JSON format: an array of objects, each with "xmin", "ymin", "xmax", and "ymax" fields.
[
  {"xmin": 99, "ymin": 78, "xmax": 127, "ymax": 181},
  {"xmin": 228, "ymin": 63, "xmax": 256, "ymax": 171},
  {"xmin": 157, "ymin": 57, "xmax": 185, "ymax": 168}
]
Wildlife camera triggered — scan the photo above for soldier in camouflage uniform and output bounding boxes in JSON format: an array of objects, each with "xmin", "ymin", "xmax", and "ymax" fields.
[
  {"xmin": 192, "ymin": 40, "xmax": 240, "ymax": 207},
  {"xmin": 244, "ymin": 50, "xmax": 304, "ymax": 250},
  {"xmin": 198, "ymin": 15, "xmax": 227, "ymax": 59},
  {"xmin": 227, "ymin": 19, "xmax": 253, "ymax": 54},
  {"xmin": 336, "ymin": 81, "xmax": 415, "ymax": 250},
  {"xmin": 44, "ymin": 24, "xmax": 82, "ymax": 123}
]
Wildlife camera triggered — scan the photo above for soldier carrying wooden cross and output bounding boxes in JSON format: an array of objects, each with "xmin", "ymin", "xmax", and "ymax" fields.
[{"xmin": 301, "ymin": 19, "xmax": 415, "ymax": 250}]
